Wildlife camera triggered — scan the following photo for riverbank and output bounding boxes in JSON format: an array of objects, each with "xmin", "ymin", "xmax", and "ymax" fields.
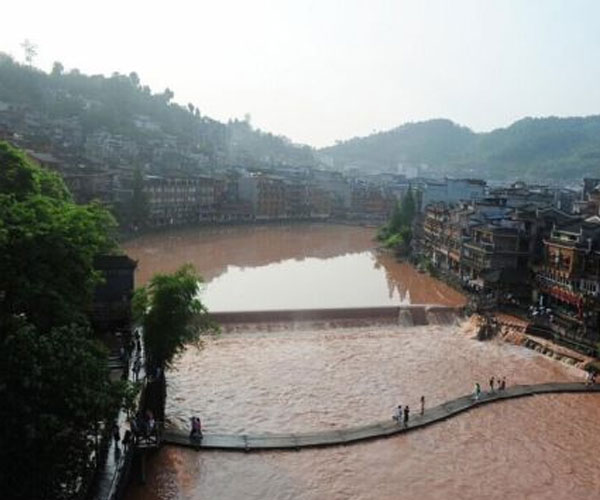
[{"xmin": 118, "ymin": 218, "xmax": 381, "ymax": 244}]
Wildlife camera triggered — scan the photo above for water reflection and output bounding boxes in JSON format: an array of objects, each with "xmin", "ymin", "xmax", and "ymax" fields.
[{"xmin": 123, "ymin": 224, "xmax": 464, "ymax": 309}]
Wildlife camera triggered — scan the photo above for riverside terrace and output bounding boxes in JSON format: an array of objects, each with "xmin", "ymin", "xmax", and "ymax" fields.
[{"xmin": 161, "ymin": 382, "xmax": 600, "ymax": 452}]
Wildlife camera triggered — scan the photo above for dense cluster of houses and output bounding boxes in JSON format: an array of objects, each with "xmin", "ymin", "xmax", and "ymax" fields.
[
  {"xmin": 413, "ymin": 179, "xmax": 600, "ymax": 355},
  {"xmin": 140, "ymin": 169, "xmax": 405, "ymax": 226}
]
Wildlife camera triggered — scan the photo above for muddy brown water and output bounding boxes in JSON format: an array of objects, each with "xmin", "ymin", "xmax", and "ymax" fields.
[
  {"xmin": 123, "ymin": 225, "xmax": 598, "ymax": 500},
  {"xmin": 123, "ymin": 224, "xmax": 465, "ymax": 310}
]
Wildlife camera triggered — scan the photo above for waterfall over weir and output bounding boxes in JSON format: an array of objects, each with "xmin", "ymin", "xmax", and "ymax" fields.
[{"xmin": 207, "ymin": 305, "xmax": 462, "ymax": 330}]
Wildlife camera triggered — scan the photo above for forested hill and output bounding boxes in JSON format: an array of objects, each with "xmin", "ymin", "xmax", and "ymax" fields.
[
  {"xmin": 320, "ymin": 116, "xmax": 600, "ymax": 180},
  {"xmin": 0, "ymin": 54, "xmax": 316, "ymax": 173}
]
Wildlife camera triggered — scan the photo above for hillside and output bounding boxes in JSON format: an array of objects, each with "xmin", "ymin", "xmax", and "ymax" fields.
[
  {"xmin": 321, "ymin": 116, "xmax": 600, "ymax": 180},
  {"xmin": 0, "ymin": 54, "xmax": 316, "ymax": 174}
]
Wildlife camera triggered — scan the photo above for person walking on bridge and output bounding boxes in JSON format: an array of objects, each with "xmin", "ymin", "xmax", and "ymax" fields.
[
  {"xmin": 474, "ymin": 382, "xmax": 481, "ymax": 401},
  {"xmin": 489, "ymin": 376, "xmax": 495, "ymax": 392},
  {"xmin": 393, "ymin": 405, "xmax": 403, "ymax": 423},
  {"xmin": 499, "ymin": 377, "xmax": 506, "ymax": 391},
  {"xmin": 420, "ymin": 396, "xmax": 425, "ymax": 416},
  {"xmin": 403, "ymin": 405, "xmax": 410, "ymax": 426}
]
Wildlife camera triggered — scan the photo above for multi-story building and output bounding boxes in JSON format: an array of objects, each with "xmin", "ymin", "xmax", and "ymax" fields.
[
  {"xmin": 238, "ymin": 173, "xmax": 287, "ymax": 220},
  {"xmin": 417, "ymin": 178, "xmax": 486, "ymax": 211},
  {"xmin": 144, "ymin": 175, "xmax": 214, "ymax": 226},
  {"xmin": 350, "ymin": 183, "xmax": 396, "ymax": 220},
  {"xmin": 284, "ymin": 179, "xmax": 310, "ymax": 218},
  {"xmin": 534, "ymin": 219, "xmax": 600, "ymax": 351},
  {"xmin": 461, "ymin": 221, "xmax": 529, "ymax": 287},
  {"xmin": 309, "ymin": 185, "xmax": 332, "ymax": 219}
]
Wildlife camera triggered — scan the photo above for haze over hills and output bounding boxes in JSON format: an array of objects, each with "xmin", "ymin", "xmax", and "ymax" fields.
[
  {"xmin": 1, "ymin": 53, "xmax": 599, "ymax": 181},
  {"xmin": 0, "ymin": 54, "xmax": 316, "ymax": 173},
  {"xmin": 321, "ymin": 116, "xmax": 600, "ymax": 181}
]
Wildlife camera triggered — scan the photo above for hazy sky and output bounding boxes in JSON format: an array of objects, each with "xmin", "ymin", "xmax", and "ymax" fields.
[{"xmin": 2, "ymin": 0, "xmax": 599, "ymax": 147}]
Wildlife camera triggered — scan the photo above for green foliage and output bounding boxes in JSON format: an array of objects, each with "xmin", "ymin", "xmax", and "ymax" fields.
[
  {"xmin": 399, "ymin": 188, "xmax": 416, "ymax": 227},
  {"xmin": 321, "ymin": 116, "xmax": 600, "ymax": 180},
  {"xmin": 0, "ymin": 142, "xmax": 70, "ymax": 201},
  {"xmin": 137, "ymin": 264, "xmax": 217, "ymax": 370},
  {"xmin": 0, "ymin": 143, "xmax": 123, "ymax": 498},
  {"xmin": 117, "ymin": 380, "xmax": 143, "ymax": 416},
  {"xmin": 377, "ymin": 189, "xmax": 415, "ymax": 256},
  {"xmin": 0, "ymin": 162, "xmax": 117, "ymax": 331},
  {"xmin": 132, "ymin": 285, "xmax": 149, "ymax": 323},
  {"xmin": 0, "ymin": 55, "xmax": 317, "ymax": 171},
  {"xmin": 0, "ymin": 321, "xmax": 120, "ymax": 499},
  {"xmin": 322, "ymin": 119, "xmax": 475, "ymax": 171},
  {"xmin": 383, "ymin": 232, "xmax": 404, "ymax": 249}
]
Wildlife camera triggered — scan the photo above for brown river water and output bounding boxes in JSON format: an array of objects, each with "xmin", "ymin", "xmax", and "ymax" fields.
[{"xmin": 123, "ymin": 225, "xmax": 599, "ymax": 500}]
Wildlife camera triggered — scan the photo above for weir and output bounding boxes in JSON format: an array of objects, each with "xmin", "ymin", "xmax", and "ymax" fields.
[
  {"xmin": 208, "ymin": 304, "xmax": 463, "ymax": 326},
  {"xmin": 161, "ymin": 382, "xmax": 600, "ymax": 452}
]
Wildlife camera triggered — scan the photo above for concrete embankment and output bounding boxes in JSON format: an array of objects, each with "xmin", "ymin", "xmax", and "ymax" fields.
[
  {"xmin": 468, "ymin": 313, "xmax": 593, "ymax": 370},
  {"xmin": 208, "ymin": 305, "xmax": 462, "ymax": 327},
  {"xmin": 162, "ymin": 382, "xmax": 600, "ymax": 452}
]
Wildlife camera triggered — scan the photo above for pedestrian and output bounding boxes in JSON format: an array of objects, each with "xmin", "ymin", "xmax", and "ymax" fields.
[
  {"xmin": 393, "ymin": 405, "xmax": 403, "ymax": 423},
  {"xmin": 403, "ymin": 405, "xmax": 410, "ymax": 426},
  {"xmin": 130, "ymin": 416, "xmax": 139, "ymax": 437},
  {"xmin": 489, "ymin": 376, "xmax": 495, "ymax": 392},
  {"xmin": 122, "ymin": 429, "xmax": 132, "ymax": 451},
  {"xmin": 194, "ymin": 417, "xmax": 203, "ymax": 439},
  {"xmin": 133, "ymin": 358, "xmax": 141, "ymax": 381},
  {"xmin": 112, "ymin": 422, "xmax": 120, "ymax": 448},
  {"xmin": 420, "ymin": 395, "xmax": 425, "ymax": 416},
  {"xmin": 146, "ymin": 410, "xmax": 155, "ymax": 436},
  {"xmin": 501, "ymin": 376, "xmax": 507, "ymax": 390},
  {"xmin": 474, "ymin": 382, "xmax": 481, "ymax": 401},
  {"xmin": 190, "ymin": 416, "xmax": 202, "ymax": 439}
]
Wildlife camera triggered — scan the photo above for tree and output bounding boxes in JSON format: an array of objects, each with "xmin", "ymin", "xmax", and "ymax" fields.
[
  {"xmin": 134, "ymin": 264, "xmax": 217, "ymax": 370},
  {"xmin": 0, "ymin": 322, "xmax": 121, "ymax": 499},
  {"xmin": 161, "ymin": 87, "xmax": 174, "ymax": 103},
  {"xmin": 400, "ymin": 187, "xmax": 416, "ymax": 227},
  {"xmin": 388, "ymin": 200, "xmax": 403, "ymax": 234},
  {"xmin": 128, "ymin": 71, "xmax": 140, "ymax": 88},
  {"xmin": 21, "ymin": 39, "xmax": 37, "ymax": 66},
  {"xmin": 0, "ymin": 142, "xmax": 123, "ymax": 499},
  {"xmin": 0, "ymin": 142, "xmax": 117, "ymax": 332},
  {"xmin": 51, "ymin": 61, "xmax": 64, "ymax": 77}
]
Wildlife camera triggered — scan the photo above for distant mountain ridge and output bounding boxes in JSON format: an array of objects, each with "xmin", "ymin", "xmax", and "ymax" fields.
[
  {"xmin": 2, "ymin": 52, "xmax": 599, "ymax": 180},
  {"xmin": 320, "ymin": 116, "xmax": 600, "ymax": 180},
  {"xmin": 0, "ymin": 54, "xmax": 316, "ymax": 174}
]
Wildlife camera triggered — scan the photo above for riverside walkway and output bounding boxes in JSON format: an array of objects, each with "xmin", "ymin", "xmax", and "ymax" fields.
[{"xmin": 162, "ymin": 382, "xmax": 600, "ymax": 452}]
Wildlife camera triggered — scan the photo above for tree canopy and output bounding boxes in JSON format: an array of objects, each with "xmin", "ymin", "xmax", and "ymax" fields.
[
  {"xmin": 0, "ymin": 54, "xmax": 317, "ymax": 172},
  {"xmin": 0, "ymin": 141, "xmax": 122, "ymax": 499},
  {"xmin": 320, "ymin": 116, "xmax": 600, "ymax": 180},
  {"xmin": 0, "ymin": 322, "xmax": 120, "ymax": 499},
  {"xmin": 0, "ymin": 142, "xmax": 117, "ymax": 332},
  {"xmin": 134, "ymin": 264, "xmax": 217, "ymax": 370},
  {"xmin": 377, "ymin": 188, "xmax": 416, "ymax": 255}
]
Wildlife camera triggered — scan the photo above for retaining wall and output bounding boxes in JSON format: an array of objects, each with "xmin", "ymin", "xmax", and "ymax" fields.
[{"xmin": 208, "ymin": 305, "xmax": 463, "ymax": 326}]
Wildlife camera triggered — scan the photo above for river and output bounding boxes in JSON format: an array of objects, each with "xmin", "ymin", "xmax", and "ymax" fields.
[
  {"xmin": 123, "ymin": 224, "xmax": 465, "ymax": 309},
  {"xmin": 123, "ymin": 224, "xmax": 598, "ymax": 500}
]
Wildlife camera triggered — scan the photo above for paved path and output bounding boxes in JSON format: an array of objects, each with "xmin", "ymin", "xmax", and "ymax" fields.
[{"xmin": 162, "ymin": 382, "xmax": 600, "ymax": 452}]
